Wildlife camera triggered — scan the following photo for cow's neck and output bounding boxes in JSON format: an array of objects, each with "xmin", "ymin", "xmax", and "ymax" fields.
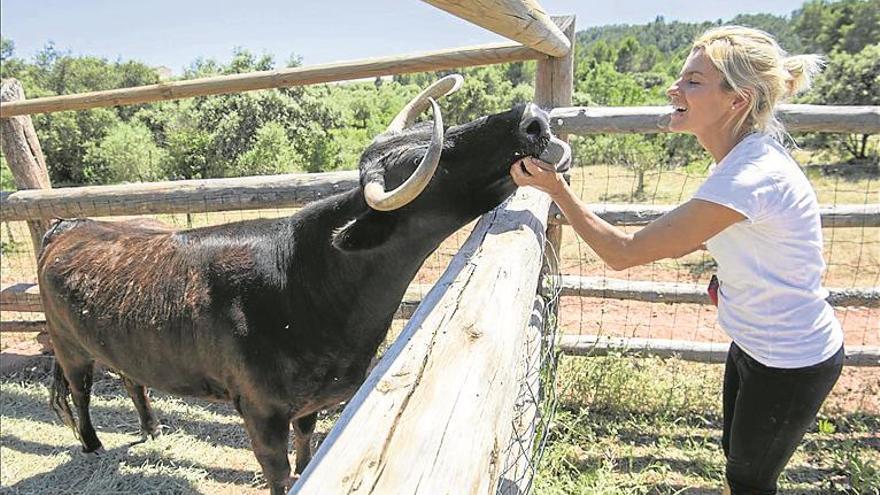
[{"xmin": 288, "ymin": 189, "xmax": 467, "ymax": 345}]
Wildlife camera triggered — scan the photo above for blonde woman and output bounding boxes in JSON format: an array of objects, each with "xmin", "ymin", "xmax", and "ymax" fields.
[{"xmin": 512, "ymin": 26, "xmax": 844, "ymax": 494}]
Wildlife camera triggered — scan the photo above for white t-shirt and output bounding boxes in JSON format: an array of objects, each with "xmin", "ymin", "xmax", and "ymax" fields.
[{"xmin": 693, "ymin": 133, "xmax": 843, "ymax": 368}]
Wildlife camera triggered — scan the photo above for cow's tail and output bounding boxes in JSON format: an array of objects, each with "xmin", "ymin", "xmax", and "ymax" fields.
[{"xmin": 49, "ymin": 359, "xmax": 80, "ymax": 439}]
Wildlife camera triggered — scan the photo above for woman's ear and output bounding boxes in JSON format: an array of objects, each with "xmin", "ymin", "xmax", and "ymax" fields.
[{"xmin": 731, "ymin": 93, "xmax": 749, "ymax": 111}]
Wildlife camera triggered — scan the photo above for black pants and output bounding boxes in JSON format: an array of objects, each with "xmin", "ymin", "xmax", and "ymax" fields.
[{"xmin": 722, "ymin": 342, "xmax": 844, "ymax": 495}]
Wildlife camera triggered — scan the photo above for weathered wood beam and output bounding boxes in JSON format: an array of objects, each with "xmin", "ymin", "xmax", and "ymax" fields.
[
  {"xmin": 535, "ymin": 14, "xmax": 575, "ymax": 282},
  {"xmin": 0, "ymin": 171, "xmax": 359, "ymax": 221},
  {"xmin": 558, "ymin": 335, "xmax": 880, "ymax": 367},
  {"xmin": 5, "ymin": 271, "xmax": 876, "ymax": 318},
  {"xmin": 0, "ymin": 43, "xmax": 546, "ymax": 117},
  {"xmin": 559, "ymin": 275, "xmax": 880, "ymax": 308},
  {"xmin": 0, "ymin": 283, "xmax": 43, "ymax": 312},
  {"xmin": 549, "ymin": 203, "xmax": 880, "ymax": 228},
  {"xmin": 421, "ymin": 0, "xmax": 571, "ymax": 57},
  {"xmin": 0, "ymin": 320, "xmax": 45, "ymax": 332},
  {"xmin": 293, "ymin": 187, "xmax": 552, "ymax": 494},
  {"xmin": 550, "ymin": 104, "xmax": 880, "ymax": 135},
  {"xmin": 4, "ymin": 170, "xmax": 873, "ymax": 227}
]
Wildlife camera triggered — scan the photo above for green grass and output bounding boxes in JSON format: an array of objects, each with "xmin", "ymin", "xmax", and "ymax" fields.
[
  {"xmin": 533, "ymin": 354, "xmax": 880, "ymax": 495},
  {"xmin": 2, "ymin": 354, "xmax": 876, "ymax": 494}
]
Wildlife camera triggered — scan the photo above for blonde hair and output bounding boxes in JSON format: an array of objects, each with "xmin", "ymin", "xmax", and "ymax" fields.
[{"xmin": 692, "ymin": 25, "xmax": 824, "ymax": 143}]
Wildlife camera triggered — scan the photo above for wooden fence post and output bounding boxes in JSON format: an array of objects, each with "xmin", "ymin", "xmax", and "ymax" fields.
[
  {"xmin": 1, "ymin": 78, "xmax": 53, "ymax": 257},
  {"xmin": 534, "ymin": 16, "xmax": 574, "ymax": 276}
]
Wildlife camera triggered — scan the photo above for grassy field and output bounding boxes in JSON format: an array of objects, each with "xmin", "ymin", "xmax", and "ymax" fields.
[
  {"xmin": 1, "ymin": 353, "xmax": 877, "ymax": 494},
  {"xmin": 1, "ymin": 162, "xmax": 878, "ymax": 493}
]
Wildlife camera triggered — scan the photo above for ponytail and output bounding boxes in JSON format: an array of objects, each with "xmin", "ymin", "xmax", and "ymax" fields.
[{"xmin": 783, "ymin": 54, "xmax": 825, "ymax": 98}]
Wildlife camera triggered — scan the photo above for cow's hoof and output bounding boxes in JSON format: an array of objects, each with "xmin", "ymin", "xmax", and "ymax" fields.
[
  {"xmin": 81, "ymin": 445, "xmax": 105, "ymax": 457},
  {"xmin": 145, "ymin": 425, "xmax": 163, "ymax": 440}
]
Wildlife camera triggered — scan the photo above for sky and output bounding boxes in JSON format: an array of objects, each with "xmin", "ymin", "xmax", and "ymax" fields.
[{"xmin": 1, "ymin": 0, "xmax": 807, "ymax": 75}]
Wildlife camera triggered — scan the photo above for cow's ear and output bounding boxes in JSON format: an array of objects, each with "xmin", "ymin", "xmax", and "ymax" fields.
[{"xmin": 332, "ymin": 211, "xmax": 397, "ymax": 251}]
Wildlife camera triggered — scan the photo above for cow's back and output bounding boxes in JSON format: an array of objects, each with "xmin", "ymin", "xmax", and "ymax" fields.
[{"xmin": 37, "ymin": 219, "xmax": 241, "ymax": 396}]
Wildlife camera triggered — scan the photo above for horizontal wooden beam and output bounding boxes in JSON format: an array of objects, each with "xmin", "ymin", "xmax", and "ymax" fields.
[
  {"xmin": 3, "ymin": 167, "xmax": 875, "ymax": 228},
  {"xmin": 421, "ymin": 1, "xmax": 571, "ymax": 57},
  {"xmin": 550, "ymin": 104, "xmax": 880, "ymax": 135},
  {"xmin": 557, "ymin": 335, "xmax": 880, "ymax": 367},
  {"xmin": 0, "ymin": 283, "xmax": 43, "ymax": 312},
  {"xmin": 0, "ymin": 42, "xmax": 546, "ymax": 117},
  {"xmin": 0, "ymin": 171, "xmax": 359, "ymax": 221},
  {"xmin": 5, "ymin": 271, "xmax": 877, "ymax": 317},
  {"xmin": 293, "ymin": 187, "xmax": 552, "ymax": 494},
  {"xmin": 559, "ymin": 275, "xmax": 880, "ymax": 308},
  {"xmin": 0, "ymin": 320, "xmax": 45, "ymax": 332},
  {"xmin": 549, "ymin": 203, "xmax": 880, "ymax": 229}
]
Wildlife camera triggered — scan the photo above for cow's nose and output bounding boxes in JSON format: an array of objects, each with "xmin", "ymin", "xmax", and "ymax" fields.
[{"xmin": 519, "ymin": 103, "xmax": 550, "ymax": 140}]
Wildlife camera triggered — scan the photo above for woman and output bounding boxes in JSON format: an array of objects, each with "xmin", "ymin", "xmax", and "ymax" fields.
[{"xmin": 511, "ymin": 26, "xmax": 844, "ymax": 495}]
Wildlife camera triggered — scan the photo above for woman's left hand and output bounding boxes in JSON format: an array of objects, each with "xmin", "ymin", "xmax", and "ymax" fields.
[{"xmin": 509, "ymin": 157, "xmax": 566, "ymax": 198}]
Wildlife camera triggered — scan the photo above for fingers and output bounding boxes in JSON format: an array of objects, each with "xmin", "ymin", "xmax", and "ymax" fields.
[{"xmin": 509, "ymin": 159, "xmax": 532, "ymax": 186}]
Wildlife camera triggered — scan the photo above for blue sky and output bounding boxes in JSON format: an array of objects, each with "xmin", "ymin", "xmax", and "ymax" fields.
[{"xmin": 2, "ymin": 0, "xmax": 806, "ymax": 75}]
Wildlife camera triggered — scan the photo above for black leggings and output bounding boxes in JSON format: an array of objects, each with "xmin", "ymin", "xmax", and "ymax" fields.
[{"xmin": 722, "ymin": 342, "xmax": 844, "ymax": 495}]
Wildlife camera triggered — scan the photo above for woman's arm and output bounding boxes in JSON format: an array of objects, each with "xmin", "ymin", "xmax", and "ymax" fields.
[{"xmin": 511, "ymin": 157, "xmax": 744, "ymax": 270}]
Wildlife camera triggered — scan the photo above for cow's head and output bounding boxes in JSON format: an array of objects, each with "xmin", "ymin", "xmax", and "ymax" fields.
[{"xmin": 333, "ymin": 74, "xmax": 568, "ymax": 251}]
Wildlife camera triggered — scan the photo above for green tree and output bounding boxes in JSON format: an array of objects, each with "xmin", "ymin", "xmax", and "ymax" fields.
[
  {"xmin": 232, "ymin": 122, "xmax": 299, "ymax": 177},
  {"xmin": 82, "ymin": 121, "xmax": 166, "ymax": 183},
  {"xmin": 33, "ymin": 108, "xmax": 121, "ymax": 185},
  {"xmin": 794, "ymin": 0, "xmax": 880, "ymax": 54},
  {"xmin": 802, "ymin": 43, "xmax": 880, "ymax": 159}
]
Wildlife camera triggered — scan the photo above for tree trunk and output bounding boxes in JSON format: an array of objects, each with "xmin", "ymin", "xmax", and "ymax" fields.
[{"xmin": 0, "ymin": 78, "xmax": 53, "ymax": 257}]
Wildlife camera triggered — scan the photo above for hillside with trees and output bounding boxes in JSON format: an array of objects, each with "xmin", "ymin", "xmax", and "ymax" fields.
[{"xmin": 1, "ymin": 0, "xmax": 876, "ymax": 190}]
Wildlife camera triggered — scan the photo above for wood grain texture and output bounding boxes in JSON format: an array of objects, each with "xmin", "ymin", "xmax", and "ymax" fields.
[{"xmin": 292, "ymin": 187, "xmax": 552, "ymax": 494}]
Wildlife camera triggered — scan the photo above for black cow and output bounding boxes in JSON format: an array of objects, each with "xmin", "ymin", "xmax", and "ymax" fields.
[{"xmin": 37, "ymin": 75, "xmax": 567, "ymax": 494}]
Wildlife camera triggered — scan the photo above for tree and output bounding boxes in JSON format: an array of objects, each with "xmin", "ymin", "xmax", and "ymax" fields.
[
  {"xmin": 615, "ymin": 37, "xmax": 642, "ymax": 73},
  {"xmin": 82, "ymin": 121, "xmax": 166, "ymax": 183},
  {"xmin": 232, "ymin": 122, "xmax": 299, "ymax": 177},
  {"xmin": 794, "ymin": 0, "xmax": 880, "ymax": 54},
  {"xmin": 802, "ymin": 43, "xmax": 880, "ymax": 160}
]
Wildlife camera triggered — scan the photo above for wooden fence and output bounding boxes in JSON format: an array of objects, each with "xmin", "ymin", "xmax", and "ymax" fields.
[{"xmin": 1, "ymin": 1, "xmax": 879, "ymax": 493}]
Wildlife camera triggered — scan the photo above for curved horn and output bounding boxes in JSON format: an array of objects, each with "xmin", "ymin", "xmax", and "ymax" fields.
[
  {"xmin": 386, "ymin": 74, "xmax": 463, "ymax": 133},
  {"xmin": 365, "ymin": 97, "xmax": 444, "ymax": 211}
]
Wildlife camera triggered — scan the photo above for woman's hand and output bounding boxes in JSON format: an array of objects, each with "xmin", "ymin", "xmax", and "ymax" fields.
[{"xmin": 509, "ymin": 157, "xmax": 567, "ymax": 198}]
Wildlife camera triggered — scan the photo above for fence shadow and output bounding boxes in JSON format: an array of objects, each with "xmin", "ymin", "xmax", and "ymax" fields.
[
  {"xmin": 0, "ymin": 359, "xmax": 341, "ymax": 494},
  {"xmin": 0, "ymin": 435, "xmax": 259, "ymax": 494}
]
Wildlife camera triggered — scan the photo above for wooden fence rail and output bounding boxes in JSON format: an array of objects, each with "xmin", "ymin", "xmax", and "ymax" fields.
[
  {"xmin": 5, "ymin": 276, "xmax": 877, "ymax": 315},
  {"xmin": 551, "ymin": 104, "xmax": 880, "ymax": 134},
  {"xmin": 558, "ymin": 335, "xmax": 880, "ymax": 366},
  {"xmin": 0, "ymin": 171, "xmax": 359, "ymax": 221},
  {"xmin": 550, "ymin": 203, "xmax": 880, "ymax": 228},
  {"xmin": 3, "ymin": 169, "xmax": 877, "ymax": 226},
  {"xmin": 0, "ymin": 43, "xmax": 547, "ymax": 118}
]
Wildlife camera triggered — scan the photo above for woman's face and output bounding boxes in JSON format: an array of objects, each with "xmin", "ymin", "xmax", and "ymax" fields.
[{"xmin": 666, "ymin": 49, "xmax": 739, "ymax": 139}]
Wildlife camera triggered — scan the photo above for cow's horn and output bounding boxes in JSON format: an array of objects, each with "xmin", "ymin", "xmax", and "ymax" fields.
[
  {"xmin": 385, "ymin": 74, "xmax": 463, "ymax": 133},
  {"xmin": 365, "ymin": 97, "xmax": 444, "ymax": 211}
]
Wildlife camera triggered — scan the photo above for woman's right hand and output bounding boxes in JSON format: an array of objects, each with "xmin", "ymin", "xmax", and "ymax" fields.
[{"xmin": 509, "ymin": 157, "xmax": 567, "ymax": 199}]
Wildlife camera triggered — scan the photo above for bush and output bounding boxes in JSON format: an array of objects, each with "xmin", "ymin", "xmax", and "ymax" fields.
[
  {"xmin": 82, "ymin": 121, "xmax": 166, "ymax": 184},
  {"xmin": 230, "ymin": 122, "xmax": 300, "ymax": 177}
]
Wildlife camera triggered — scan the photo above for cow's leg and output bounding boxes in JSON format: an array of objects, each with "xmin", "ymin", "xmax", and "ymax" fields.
[
  {"xmin": 238, "ymin": 399, "xmax": 292, "ymax": 495},
  {"xmin": 120, "ymin": 375, "xmax": 161, "ymax": 441},
  {"xmin": 292, "ymin": 413, "xmax": 317, "ymax": 474},
  {"xmin": 53, "ymin": 350, "xmax": 102, "ymax": 453}
]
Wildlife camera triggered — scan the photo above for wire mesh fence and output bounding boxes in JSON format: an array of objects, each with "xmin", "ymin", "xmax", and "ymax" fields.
[{"xmin": 534, "ymin": 140, "xmax": 879, "ymax": 494}]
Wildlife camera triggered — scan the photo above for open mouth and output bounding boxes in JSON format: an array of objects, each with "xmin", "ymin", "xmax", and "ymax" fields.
[
  {"xmin": 514, "ymin": 137, "xmax": 572, "ymax": 175},
  {"xmin": 673, "ymin": 105, "xmax": 688, "ymax": 114}
]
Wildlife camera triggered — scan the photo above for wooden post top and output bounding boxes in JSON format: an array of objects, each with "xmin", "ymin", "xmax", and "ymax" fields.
[{"xmin": 422, "ymin": 0, "xmax": 571, "ymax": 57}]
